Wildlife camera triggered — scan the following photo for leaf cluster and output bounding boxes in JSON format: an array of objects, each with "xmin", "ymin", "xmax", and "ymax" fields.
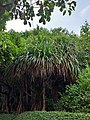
[
  {"xmin": 54, "ymin": 67, "xmax": 90, "ymax": 113},
  {"xmin": 1, "ymin": 0, "xmax": 76, "ymax": 26}
]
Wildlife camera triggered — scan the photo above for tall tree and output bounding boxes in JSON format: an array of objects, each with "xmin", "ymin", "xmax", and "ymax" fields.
[{"xmin": 4, "ymin": 28, "xmax": 78, "ymax": 113}]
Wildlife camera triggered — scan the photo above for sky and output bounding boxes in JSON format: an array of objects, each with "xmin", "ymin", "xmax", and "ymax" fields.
[{"xmin": 6, "ymin": 0, "xmax": 90, "ymax": 35}]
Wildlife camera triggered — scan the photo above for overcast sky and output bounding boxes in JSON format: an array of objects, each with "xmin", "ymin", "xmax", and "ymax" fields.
[{"xmin": 6, "ymin": 0, "xmax": 90, "ymax": 35}]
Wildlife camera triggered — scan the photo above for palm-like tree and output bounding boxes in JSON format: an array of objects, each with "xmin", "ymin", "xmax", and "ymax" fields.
[{"xmin": 6, "ymin": 28, "xmax": 78, "ymax": 113}]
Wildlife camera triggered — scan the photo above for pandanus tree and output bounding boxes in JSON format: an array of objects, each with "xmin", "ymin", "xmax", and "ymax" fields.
[{"xmin": 5, "ymin": 28, "xmax": 78, "ymax": 113}]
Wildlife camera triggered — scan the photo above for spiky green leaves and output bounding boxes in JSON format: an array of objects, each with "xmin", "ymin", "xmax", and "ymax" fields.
[{"xmin": 9, "ymin": 28, "xmax": 79, "ymax": 80}]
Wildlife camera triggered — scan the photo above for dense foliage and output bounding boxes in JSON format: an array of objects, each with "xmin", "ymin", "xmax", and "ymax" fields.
[
  {"xmin": 0, "ymin": 27, "xmax": 79, "ymax": 113},
  {"xmin": 0, "ymin": 22, "xmax": 90, "ymax": 114},
  {"xmin": 54, "ymin": 67, "xmax": 90, "ymax": 113}
]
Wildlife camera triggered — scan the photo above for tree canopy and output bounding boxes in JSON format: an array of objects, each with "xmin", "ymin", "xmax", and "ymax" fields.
[{"xmin": 0, "ymin": 0, "xmax": 76, "ymax": 27}]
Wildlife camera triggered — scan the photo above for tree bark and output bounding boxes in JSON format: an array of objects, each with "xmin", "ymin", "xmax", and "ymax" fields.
[
  {"xmin": 42, "ymin": 78, "xmax": 45, "ymax": 111},
  {"xmin": 16, "ymin": 80, "xmax": 24, "ymax": 114}
]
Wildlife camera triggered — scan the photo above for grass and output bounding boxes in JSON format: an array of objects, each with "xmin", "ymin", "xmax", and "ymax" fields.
[
  {"xmin": 0, "ymin": 114, "xmax": 16, "ymax": 120},
  {"xmin": 1, "ymin": 111, "xmax": 90, "ymax": 120}
]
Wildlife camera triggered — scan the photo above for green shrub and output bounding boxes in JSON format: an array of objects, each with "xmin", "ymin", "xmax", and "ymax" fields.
[
  {"xmin": 0, "ymin": 114, "xmax": 16, "ymax": 120},
  {"xmin": 14, "ymin": 111, "xmax": 90, "ymax": 120},
  {"xmin": 54, "ymin": 67, "xmax": 90, "ymax": 113}
]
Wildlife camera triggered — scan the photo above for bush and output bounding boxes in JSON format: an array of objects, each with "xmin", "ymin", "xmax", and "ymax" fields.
[
  {"xmin": 54, "ymin": 67, "xmax": 90, "ymax": 113},
  {"xmin": 0, "ymin": 114, "xmax": 16, "ymax": 120},
  {"xmin": 14, "ymin": 111, "xmax": 90, "ymax": 120}
]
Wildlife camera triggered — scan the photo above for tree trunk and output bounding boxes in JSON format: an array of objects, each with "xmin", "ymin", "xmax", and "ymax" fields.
[
  {"xmin": 17, "ymin": 91, "xmax": 23, "ymax": 114},
  {"xmin": 30, "ymin": 80, "xmax": 36, "ymax": 111},
  {"xmin": 16, "ymin": 80, "xmax": 24, "ymax": 114},
  {"xmin": 42, "ymin": 78, "xmax": 45, "ymax": 111},
  {"xmin": 6, "ymin": 94, "xmax": 10, "ymax": 113},
  {"xmin": 25, "ymin": 79, "xmax": 28, "ymax": 104}
]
